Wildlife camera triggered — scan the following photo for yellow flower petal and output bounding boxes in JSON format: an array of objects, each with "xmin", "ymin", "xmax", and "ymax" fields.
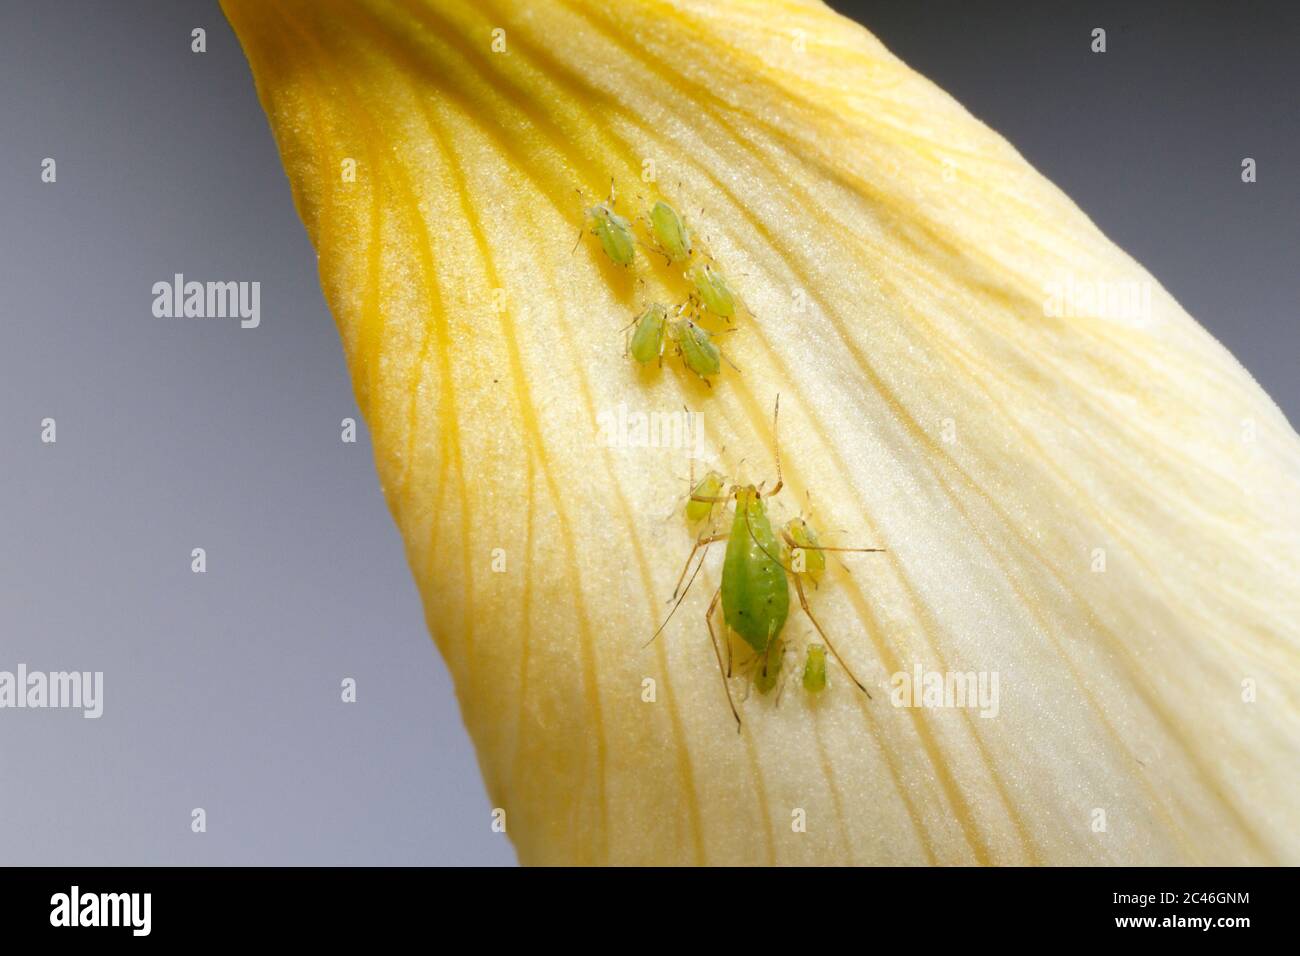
[{"xmin": 221, "ymin": 0, "xmax": 1300, "ymax": 865}]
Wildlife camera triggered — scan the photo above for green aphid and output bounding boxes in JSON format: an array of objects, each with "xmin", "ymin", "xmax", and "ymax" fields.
[
  {"xmin": 754, "ymin": 636, "xmax": 786, "ymax": 696},
  {"xmin": 685, "ymin": 470, "xmax": 726, "ymax": 524},
  {"xmin": 648, "ymin": 397, "xmax": 885, "ymax": 730},
  {"xmin": 722, "ymin": 485, "xmax": 791, "ymax": 654},
  {"xmin": 589, "ymin": 203, "xmax": 635, "ymax": 266},
  {"xmin": 802, "ymin": 644, "xmax": 827, "ymax": 694},
  {"xmin": 690, "ymin": 262, "xmax": 736, "ymax": 319},
  {"xmin": 649, "ymin": 200, "xmax": 692, "ymax": 263},
  {"xmin": 628, "ymin": 303, "xmax": 667, "ymax": 365},
  {"xmin": 784, "ymin": 517, "xmax": 826, "ymax": 583},
  {"xmin": 669, "ymin": 319, "xmax": 721, "ymax": 381},
  {"xmin": 577, "ymin": 182, "xmax": 635, "ymax": 266}
]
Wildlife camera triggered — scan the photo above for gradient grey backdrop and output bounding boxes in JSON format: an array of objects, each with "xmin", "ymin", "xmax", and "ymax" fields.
[{"xmin": 1, "ymin": 1, "xmax": 1295, "ymax": 866}]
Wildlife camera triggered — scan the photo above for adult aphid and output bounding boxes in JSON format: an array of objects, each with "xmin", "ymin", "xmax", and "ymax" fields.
[
  {"xmin": 649, "ymin": 397, "xmax": 885, "ymax": 729},
  {"xmin": 574, "ymin": 180, "xmax": 635, "ymax": 267}
]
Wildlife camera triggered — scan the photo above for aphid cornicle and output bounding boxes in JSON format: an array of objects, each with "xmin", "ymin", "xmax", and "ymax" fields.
[
  {"xmin": 628, "ymin": 303, "xmax": 668, "ymax": 365},
  {"xmin": 649, "ymin": 200, "xmax": 693, "ymax": 263},
  {"xmin": 803, "ymin": 644, "xmax": 827, "ymax": 693},
  {"xmin": 649, "ymin": 397, "xmax": 886, "ymax": 730},
  {"xmin": 577, "ymin": 181, "xmax": 635, "ymax": 267},
  {"xmin": 753, "ymin": 637, "xmax": 786, "ymax": 696}
]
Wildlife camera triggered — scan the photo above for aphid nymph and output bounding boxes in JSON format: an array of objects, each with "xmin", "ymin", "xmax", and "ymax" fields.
[
  {"xmin": 685, "ymin": 469, "xmax": 726, "ymax": 525},
  {"xmin": 669, "ymin": 317, "xmax": 721, "ymax": 383},
  {"xmin": 784, "ymin": 516, "xmax": 826, "ymax": 584},
  {"xmin": 628, "ymin": 303, "xmax": 668, "ymax": 365},
  {"xmin": 576, "ymin": 180, "xmax": 635, "ymax": 267},
  {"xmin": 802, "ymin": 643, "xmax": 827, "ymax": 694},
  {"xmin": 649, "ymin": 397, "xmax": 886, "ymax": 730},
  {"xmin": 649, "ymin": 200, "xmax": 693, "ymax": 263},
  {"xmin": 690, "ymin": 261, "xmax": 737, "ymax": 320}
]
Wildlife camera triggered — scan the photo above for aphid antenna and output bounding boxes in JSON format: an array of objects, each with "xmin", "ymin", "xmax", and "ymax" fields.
[
  {"xmin": 685, "ymin": 404, "xmax": 697, "ymax": 493},
  {"xmin": 759, "ymin": 394, "xmax": 784, "ymax": 499},
  {"xmin": 571, "ymin": 186, "xmax": 602, "ymax": 255},
  {"xmin": 795, "ymin": 543, "xmax": 888, "ymax": 554}
]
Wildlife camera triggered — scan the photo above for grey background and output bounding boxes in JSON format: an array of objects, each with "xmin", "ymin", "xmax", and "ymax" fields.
[{"xmin": 0, "ymin": 1, "xmax": 1294, "ymax": 866}]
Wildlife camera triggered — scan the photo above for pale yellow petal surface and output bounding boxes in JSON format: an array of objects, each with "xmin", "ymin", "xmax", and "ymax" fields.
[{"xmin": 221, "ymin": 0, "xmax": 1300, "ymax": 865}]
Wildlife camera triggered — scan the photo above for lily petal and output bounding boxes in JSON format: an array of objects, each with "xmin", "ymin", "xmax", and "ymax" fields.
[{"xmin": 221, "ymin": 0, "xmax": 1300, "ymax": 865}]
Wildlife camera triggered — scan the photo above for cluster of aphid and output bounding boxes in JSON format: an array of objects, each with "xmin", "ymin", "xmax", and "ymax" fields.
[
  {"xmin": 578, "ymin": 182, "xmax": 743, "ymax": 385},
  {"xmin": 648, "ymin": 398, "xmax": 886, "ymax": 731},
  {"xmin": 580, "ymin": 181, "xmax": 882, "ymax": 729}
]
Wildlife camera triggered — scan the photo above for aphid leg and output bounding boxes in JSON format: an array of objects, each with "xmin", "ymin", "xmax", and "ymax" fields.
[
  {"xmin": 737, "ymin": 292, "xmax": 756, "ymax": 321},
  {"xmin": 670, "ymin": 533, "xmax": 728, "ymax": 601},
  {"xmin": 705, "ymin": 586, "xmax": 742, "ymax": 732},
  {"xmin": 792, "ymin": 574, "xmax": 871, "ymax": 699},
  {"xmin": 791, "ymin": 544, "xmax": 887, "ymax": 554},
  {"xmin": 646, "ymin": 536, "xmax": 716, "ymax": 648},
  {"xmin": 720, "ymin": 348, "xmax": 742, "ymax": 373},
  {"xmin": 638, "ymin": 237, "xmax": 673, "ymax": 266}
]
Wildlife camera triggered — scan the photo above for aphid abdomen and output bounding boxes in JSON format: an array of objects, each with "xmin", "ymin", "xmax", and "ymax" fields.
[{"xmin": 721, "ymin": 489, "xmax": 790, "ymax": 653}]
